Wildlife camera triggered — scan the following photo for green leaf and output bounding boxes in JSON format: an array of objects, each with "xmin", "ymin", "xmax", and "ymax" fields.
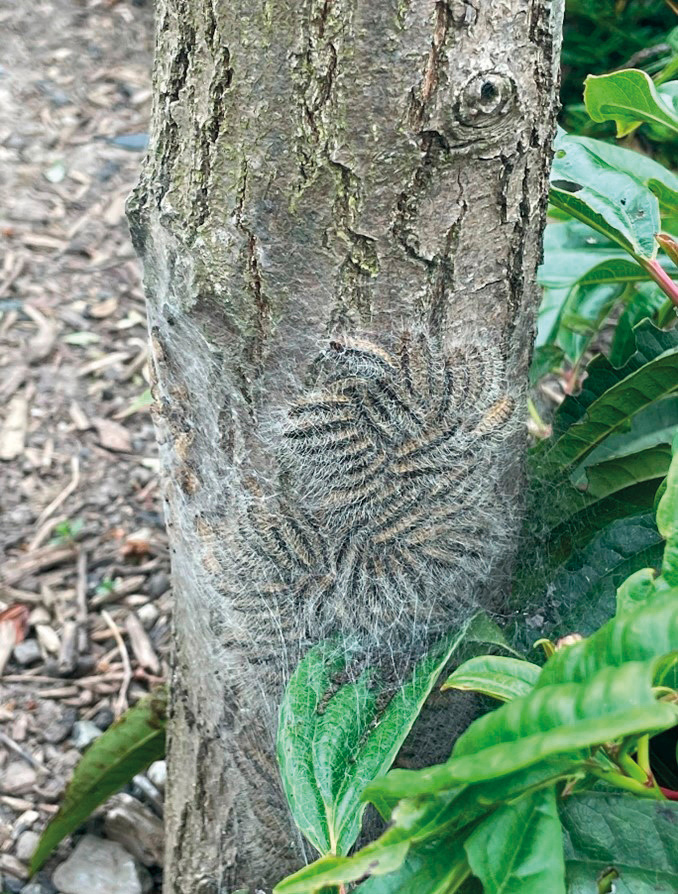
[
  {"xmin": 528, "ymin": 512, "xmax": 664, "ymax": 642},
  {"xmin": 277, "ymin": 625, "xmax": 470, "ymax": 857},
  {"xmin": 579, "ymin": 396, "xmax": 678, "ymax": 467},
  {"xmin": 376, "ymin": 661, "xmax": 676, "ymax": 795},
  {"xmin": 355, "ymin": 840, "xmax": 472, "ymax": 894},
  {"xmin": 273, "ymin": 838, "xmax": 412, "ymax": 894},
  {"xmin": 464, "ymin": 787, "xmax": 566, "ymax": 894},
  {"xmin": 530, "ymin": 344, "xmax": 566, "ymax": 383},
  {"xmin": 550, "ymin": 132, "xmax": 661, "ymax": 259},
  {"xmin": 656, "ymin": 432, "xmax": 678, "ymax": 586},
  {"xmin": 30, "ymin": 688, "xmax": 167, "ymax": 873},
  {"xmin": 449, "ymin": 661, "xmax": 674, "ymax": 779},
  {"xmin": 547, "ymin": 322, "xmax": 678, "ymax": 443},
  {"xmin": 561, "ymin": 792, "xmax": 678, "ymax": 893},
  {"xmin": 565, "ymin": 134, "xmax": 678, "ymax": 213},
  {"xmin": 615, "ymin": 568, "xmax": 657, "ymax": 616},
  {"xmin": 585, "ymin": 70, "xmax": 678, "ymax": 138},
  {"xmin": 537, "ymin": 590, "xmax": 678, "ymax": 687},
  {"xmin": 442, "ymin": 656, "xmax": 541, "ymax": 702},
  {"xmin": 609, "ymin": 286, "xmax": 669, "ymax": 366},
  {"xmin": 540, "ymin": 327, "xmax": 678, "ymax": 471},
  {"xmin": 550, "ymin": 445, "xmax": 673, "ymax": 529}
]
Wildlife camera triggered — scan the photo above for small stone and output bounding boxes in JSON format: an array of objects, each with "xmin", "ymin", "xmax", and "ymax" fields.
[
  {"xmin": 52, "ymin": 835, "xmax": 147, "ymax": 894},
  {"xmin": 1, "ymin": 762, "xmax": 37, "ymax": 795},
  {"xmin": 0, "ymin": 853, "xmax": 29, "ymax": 882},
  {"xmin": 92, "ymin": 707, "xmax": 115, "ymax": 731},
  {"xmin": 0, "ymin": 819, "xmax": 12, "ymax": 846},
  {"xmin": 5, "ymin": 875, "xmax": 26, "ymax": 894},
  {"xmin": 15, "ymin": 831, "xmax": 39, "ymax": 863},
  {"xmin": 14, "ymin": 810, "xmax": 39, "ymax": 835},
  {"xmin": 22, "ymin": 874, "xmax": 57, "ymax": 894},
  {"xmin": 39, "ymin": 704, "xmax": 77, "ymax": 744},
  {"xmin": 146, "ymin": 760, "xmax": 166, "ymax": 792},
  {"xmin": 71, "ymin": 721, "xmax": 103, "ymax": 751},
  {"xmin": 13, "ymin": 639, "xmax": 42, "ymax": 666},
  {"xmin": 146, "ymin": 571, "xmax": 170, "ymax": 598},
  {"xmin": 136, "ymin": 603, "xmax": 158, "ymax": 629},
  {"xmin": 28, "ymin": 607, "xmax": 50, "ymax": 626},
  {"xmin": 104, "ymin": 794, "xmax": 164, "ymax": 866},
  {"xmin": 21, "ymin": 884, "xmax": 47, "ymax": 894}
]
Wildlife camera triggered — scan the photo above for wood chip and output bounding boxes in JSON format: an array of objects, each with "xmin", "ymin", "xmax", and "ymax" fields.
[
  {"xmin": 57, "ymin": 620, "xmax": 79, "ymax": 676},
  {"xmin": 24, "ymin": 304, "xmax": 57, "ymax": 364},
  {"xmin": 93, "ymin": 416, "xmax": 132, "ymax": 452},
  {"xmin": 1, "ymin": 544, "xmax": 76, "ymax": 587},
  {"xmin": 0, "ymin": 365, "xmax": 27, "ymax": 402},
  {"xmin": 0, "ymin": 393, "xmax": 29, "ymax": 460},
  {"xmin": 125, "ymin": 612, "xmax": 159, "ymax": 674},
  {"xmin": 35, "ymin": 624, "xmax": 60, "ymax": 655},
  {"xmin": 69, "ymin": 400, "xmax": 90, "ymax": 431}
]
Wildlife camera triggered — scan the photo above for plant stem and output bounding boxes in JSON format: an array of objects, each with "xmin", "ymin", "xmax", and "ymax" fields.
[
  {"xmin": 615, "ymin": 750, "xmax": 648, "ymax": 783},
  {"xmin": 642, "ymin": 257, "xmax": 678, "ymax": 306},
  {"xmin": 636, "ymin": 735, "xmax": 652, "ymax": 777},
  {"xmin": 589, "ymin": 765, "xmax": 664, "ymax": 798}
]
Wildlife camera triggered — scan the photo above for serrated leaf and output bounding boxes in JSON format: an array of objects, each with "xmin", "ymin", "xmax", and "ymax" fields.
[
  {"xmin": 30, "ymin": 688, "xmax": 167, "ymax": 872},
  {"xmin": 464, "ymin": 787, "xmax": 566, "ymax": 894},
  {"xmin": 561, "ymin": 792, "xmax": 678, "ymax": 893},
  {"xmin": 442, "ymin": 656, "xmax": 541, "ymax": 702},
  {"xmin": 585, "ymin": 70, "xmax": 678, "ymax": 138},
  {"xmin": 277, "ymin": 625, "xmax": 470, "ymax": 857}
]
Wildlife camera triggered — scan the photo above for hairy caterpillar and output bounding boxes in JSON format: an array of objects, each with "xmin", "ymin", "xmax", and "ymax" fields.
[{"xmin": 216, "ymin": 328, "xmax": 521, "ymax": 679}]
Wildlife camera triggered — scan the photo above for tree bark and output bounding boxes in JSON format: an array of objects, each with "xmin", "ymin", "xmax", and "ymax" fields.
[{"xmin": 128, "ymin": 1, "xmax": 564, "ymax": 891}]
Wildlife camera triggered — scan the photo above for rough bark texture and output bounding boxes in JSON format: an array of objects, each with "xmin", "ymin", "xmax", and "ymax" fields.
[{"xmin": 128, "ymin": 2, "xmax": 564, "ymax": 891}]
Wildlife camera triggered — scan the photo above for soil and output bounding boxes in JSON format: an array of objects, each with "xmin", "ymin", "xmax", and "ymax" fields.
[{"xmin": 0, "ymin": 0, "xmax": 166, "ymax": 888}]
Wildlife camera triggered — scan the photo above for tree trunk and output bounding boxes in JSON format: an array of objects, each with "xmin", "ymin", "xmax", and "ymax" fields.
[{"xmin": 128, "ymin": 1, "xmax": 564, "ymax": 891}]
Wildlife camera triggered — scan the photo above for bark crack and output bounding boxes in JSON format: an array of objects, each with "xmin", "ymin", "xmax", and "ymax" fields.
[
  {"xmin": 234, "ymin": 159, "xmax": 272, "ymax": 379},
  {"xmin": 408, "ymin": 1, "xmax": 452, "ymax": 130}
]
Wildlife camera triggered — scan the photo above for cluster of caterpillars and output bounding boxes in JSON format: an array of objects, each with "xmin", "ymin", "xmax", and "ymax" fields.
[{"xmin": 227, "ymin": 328, "xmax": 519, "ymax": 667}]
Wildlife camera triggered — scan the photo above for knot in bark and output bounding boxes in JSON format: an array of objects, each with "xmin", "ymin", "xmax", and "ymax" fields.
[{"xmin": 448, "ymin": 70, "xmax": 518, "ymax": 148}]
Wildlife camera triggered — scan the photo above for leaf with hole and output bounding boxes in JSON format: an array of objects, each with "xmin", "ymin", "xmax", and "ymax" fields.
[
  {"xmin": 550, "ymin": 132, "xmax": 661, "ymax": 259},
  {"xmin": 561, "ymin": 792, "xmax": 678, "ymax": 893}
]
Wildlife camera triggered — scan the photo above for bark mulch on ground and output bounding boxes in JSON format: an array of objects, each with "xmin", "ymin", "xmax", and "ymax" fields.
[{"xmin": 1, "ymin": 2, "xmax": 167, "ymax": 890}]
